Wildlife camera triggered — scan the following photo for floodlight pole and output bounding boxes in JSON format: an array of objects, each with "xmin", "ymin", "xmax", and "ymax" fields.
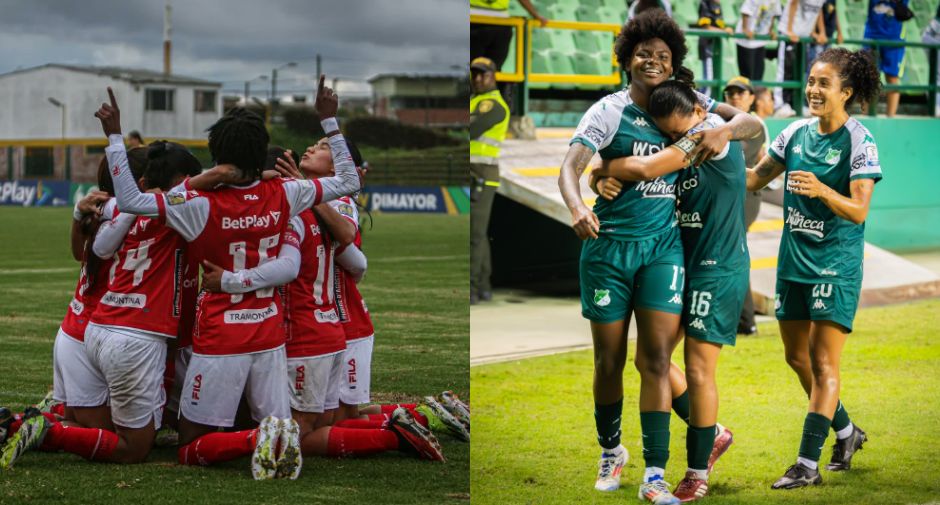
[{"xmin": 48, "ymin": 97, "xmax": 69, "ymax": 181}]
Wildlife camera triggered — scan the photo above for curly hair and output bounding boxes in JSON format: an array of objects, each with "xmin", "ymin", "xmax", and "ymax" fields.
[
  {"xmin": 207, "ymin": 108, "xmax": 269, "ymax": 180},
  {"xmin": 814, "ymin": 48, "xmax": 882, "ymax": 109},
  {"xmin": 614, "ymin": 9, "xmax": 690, "ymax": 83}
]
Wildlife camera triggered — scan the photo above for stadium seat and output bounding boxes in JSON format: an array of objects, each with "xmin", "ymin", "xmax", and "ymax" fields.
[
  {"xmin": 531, "ymin": 49, "xmax": 553, "ymax": 73},
  {"xmin": 572, "ymin": 30, "xmax": 604, "ymax": 53},
  {"xmin": 547, "ymin": 3, "xmax": 579, "ymax": 21},
  {"xmin": 548, "ymin": 50, "xmax": 577, "ymax": 74},
  {"xmin": 573, "ymin": 50, "xmax": 606, "ymax": 74}
]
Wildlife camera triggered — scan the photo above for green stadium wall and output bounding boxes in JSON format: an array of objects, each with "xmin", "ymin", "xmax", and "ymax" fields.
[{"xmin": 764, "ymin": 118, "xmax": 940, "ymax": 252}]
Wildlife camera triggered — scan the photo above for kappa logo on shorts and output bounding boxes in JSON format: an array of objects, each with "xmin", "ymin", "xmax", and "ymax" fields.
[
  {"xmin": 689, "ymin": 318, "xmax": 707, "ymax": 331},
  {"xmin": 813, "ymin": 298, "xmax": 827, "ymax": 310},
  {"xmin": 669, "ymin": 293, "xmax": 683, "ymax": 305},
  {"xmin": 594, "ymin": 289, "xmax": 611, "ymax": 307}
]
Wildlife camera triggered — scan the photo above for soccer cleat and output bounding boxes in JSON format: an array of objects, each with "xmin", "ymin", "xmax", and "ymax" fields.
[
  {"xmin": 826, "ymin": 425, "xmax": 867, "ymax": 471},
  {"xmin": 594, "ymin": 445, "xmax": 627, "ymax": 492},
  {"xmin": 275, "ymin": 418, "xmax": 302, "ymax": 480},
  {"xmin": 771, "ymin": 462, "xmax": 822, "ymax": 489},
  {"xmin": 420, "ymin": 397, "xmax": 470, "ymax": 442},
  {"xmin": 0, "ymin": 407, "xmax": 13, "ymax": 445},
  {"xmin": 389, "ymin": 407, "xmax": 445, "ymax": 462},
  {"xmin": 251, "ymin": 416, "xmax": 280, "ymax": 480},
  {"xmin": 707, "ymin": 423, "xmax": 734, "ymax": 473},
  {"xmin": 0, "ymin": 409, "xmax": 50, "ymax": 470},
  {"xmin": 437, "ymin": 391, "xmax": 470, "ymax": 431},
  {"xmin": 638, "ymin": 478, "xmax": 681, "ymax": 505},
  {"xmin": 672, "ymin": 471, "xmax": 709, "ymax": 502},
  {"xmin": 34, "ymin": 390, "xmax": 56, "ymax": 414}
]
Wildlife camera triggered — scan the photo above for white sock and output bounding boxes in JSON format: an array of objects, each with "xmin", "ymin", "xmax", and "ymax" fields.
[
  {"xmin": 644, "ymin": 467, "xmax": 665, "ymax": 482},
  {"xmin": 602, "ymin": 444, "xmax": 625, "ymax": 457},
  {"xmin": 835, "ymin": 422, "xmax": 854, "ymax": 440},
  {"xmin": 687, "ymin": 468, "xmax": 708, "ymax": 481},
  {"xmin": 796, "ymin": 457, "xmax": 818, "ymax": 470}
]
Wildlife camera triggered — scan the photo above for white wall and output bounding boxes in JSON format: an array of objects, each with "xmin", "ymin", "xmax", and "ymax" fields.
[{"xmin": 0, "ymin": 67, "xmax": 220, "ymax": 141}]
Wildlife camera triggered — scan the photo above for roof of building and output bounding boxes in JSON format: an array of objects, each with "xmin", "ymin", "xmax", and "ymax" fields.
[
  {"xmin": 367, "ymin": 72, "xmax": 465, "ymax": 83},
  {"xmin": 0, "ymin": 64, "xmax": 221, "ymax": 87}
]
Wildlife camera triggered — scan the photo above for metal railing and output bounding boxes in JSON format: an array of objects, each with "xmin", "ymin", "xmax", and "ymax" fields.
[{"xmin": 470, "ymin": 14, "xmax": 940, "ymax": 117}]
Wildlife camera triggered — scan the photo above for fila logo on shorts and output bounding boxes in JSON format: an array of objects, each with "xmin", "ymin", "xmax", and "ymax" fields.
[
  {"xmin": 294, "ymin": 365, "xmax": 305, "ymax": 393},
  {"xmin": 347, "ymin": 358, "xmax": 357, "ymax": 387},
  {"xmin": 669, "ymin": 293, "xmax": 682, "ymax": 304},
  {"xmin": 689, "ymin": 318, "xmax": 707, "ymax": 331},
  {"xmin": 191, "ymin": 374, "xmax": 202, "ymax": 402}
]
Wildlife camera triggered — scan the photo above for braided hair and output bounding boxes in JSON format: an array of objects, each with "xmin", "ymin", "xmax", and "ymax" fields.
[
  {"xmin": 814, "ymin": 48, "xmax": 882, "ymax": 109},
  {"xmin": 207, "ymin": 108, "xmax": 269, "ymax": 180}
]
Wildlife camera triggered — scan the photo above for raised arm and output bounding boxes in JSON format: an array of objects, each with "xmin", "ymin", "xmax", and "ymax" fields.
[
  {"xmin": 558, "ymin": 143, "xmax": 600, "ymax": 239},
  {"xmin": 746, "ymin": 154, "xmax": 786, "ymax": 191},
  {"xmin": 70, "ymin": 190, "xmax": 110, "ymax": 261}
]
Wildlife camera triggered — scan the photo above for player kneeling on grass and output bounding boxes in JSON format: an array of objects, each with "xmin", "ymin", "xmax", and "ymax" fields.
[
  {"xmin": 592, "ymin": 79, "xmax": 751, "ymax": 501},
  {"xmin": 1, "ymin": 142, "xmax": 200, "ymax": 469},
  {"xmin": 747, "ymin": 48, "xmax": 881, "ymax": 490}
]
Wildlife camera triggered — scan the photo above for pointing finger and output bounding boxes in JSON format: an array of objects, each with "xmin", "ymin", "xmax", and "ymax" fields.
[{"xmin": 107, "ymin": 87, "xmax": 117, "ymax": 108}]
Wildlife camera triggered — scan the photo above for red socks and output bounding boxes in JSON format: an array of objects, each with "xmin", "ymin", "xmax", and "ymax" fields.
[
  {"xmin": 379, "ymin": 404, "xmax": 417, "ymax": 415},
  {"xmin": 335, "ymin": 417, "xmax": 387, "ymax": 429},
  {"xmin": 7, "ymin": 412, "xmax": 57, "ymax": 437},
  {"xmin": 51, "ymin": 404, "xmax": 66, "ymax": 417},
  {"xmin": 178, "ymin": 430, "xmax": 258, "ymax": 466},
  {"xmin": 40, "ymin": 423, "xmax": 118, "ymax": 461},
  {"xmin": 326, "ymin": 427, "xmax": 398, "ymax": 458}
]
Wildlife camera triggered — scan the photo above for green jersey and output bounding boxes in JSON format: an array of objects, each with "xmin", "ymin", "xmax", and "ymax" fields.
[
  {"xmin": 676, "ymin": 114, "xmax": 750, "ymax": 278},
  {"xmin": 571, "ymin": 88, "xmax": 716, "ymax": 241},
  {"xmin": 768, "ymin": 117, "xmax": 883, "ymax": 285}
]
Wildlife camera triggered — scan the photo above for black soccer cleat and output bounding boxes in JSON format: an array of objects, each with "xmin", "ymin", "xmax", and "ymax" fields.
[
  {"xmin": 0, "ymin": 407, "xmax": 12, "ymax": 445},
  {"xmin": 771, "ymin": 462, "xmax": 822, "ymax": 489},
  {"xmin": 826, "ymin": 425, "xmax": 867, "ymax": 471}
]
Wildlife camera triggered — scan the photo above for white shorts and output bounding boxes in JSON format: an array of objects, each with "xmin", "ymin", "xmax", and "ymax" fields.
[
  {"xmin": 52, "ymin": 328, "xmax": 109, "ymax": 407},
  {"xmin": 287, "ymin": 352, "xmax": 344, "ymax": 413},
  {"xmin": 179, "ymin": 345, "xmax": 291, "ymax": 428},
  {"xmin": 339, "ymin": 335, "xmax": 374, "ymax": 406},
  {"xmin": 164, "ymin": 345, "xmax": 193, "ymax": 417},
  {"xmin": 84, "ymin": 324, "xmax": 167, "ymax": 429}
]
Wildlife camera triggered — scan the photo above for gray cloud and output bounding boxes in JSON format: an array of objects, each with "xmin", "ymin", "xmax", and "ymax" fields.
[{"xmin": 0, "ymin": 0, "xmax": 469, "ymax": 94}]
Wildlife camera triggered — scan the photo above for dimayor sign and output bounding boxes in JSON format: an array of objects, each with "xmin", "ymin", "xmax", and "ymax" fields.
[
  {"xmin": 363, "ymin": 186, "xmax": 470, "ymax": 214},
  {"xmin": 0, "ymin": 180, "xmax": 70, "ymax": 207}
]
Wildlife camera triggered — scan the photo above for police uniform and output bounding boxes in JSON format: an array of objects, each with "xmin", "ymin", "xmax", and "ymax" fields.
[
  {"xmin": 677, "ymin": 114, "xmax": 751, "ymax": 345},
  {"xmin": 470, "ymin": 61, "xmax": 510, "ymax": 300},
  {"xmin": 768, "ymin": 117, "xmax": 882, "ymax": 332},
  {"xmin": 572, "ymin": 89, "xmax": 716, "ymax": 322}
]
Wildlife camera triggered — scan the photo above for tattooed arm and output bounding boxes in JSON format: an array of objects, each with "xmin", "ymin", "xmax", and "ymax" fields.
[
  {"xmin": 689, "ymin": 102, "xmax": 762, "ymax": 165},
  {"xmin": 746, "ymin": 154, "xmax": 786, "ymax": 191},
  {"xmin": 559, "ymin": 143, "xmax": 600, "ymax": 239}
]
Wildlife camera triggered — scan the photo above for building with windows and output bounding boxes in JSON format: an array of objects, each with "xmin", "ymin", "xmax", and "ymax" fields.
[
  {"xmin": 368, "ymin": 73, "xmax": 468, "ymax": 128},
  {"xmin": 0, "ymin": 64, "xmax": 221, "ymax": 183}
]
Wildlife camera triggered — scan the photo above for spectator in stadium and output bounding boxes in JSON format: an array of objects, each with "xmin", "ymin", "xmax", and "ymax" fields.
[
  {"xmin": 126, "ymin": 130, "xmax": 144, "ymax": 149},
  {"xmin": 774, "ymin": 0, "xmax": 828, "ymax": 117},
  {"xmin": 807, "ymin": 0, "xmax": 844, "ymax": 72},
  {"xmin": 923, "ymin": 0, "xmax": 940, "ymax": 116},
  {"xmin": 735, "ymin": 0, "xmax": 782, "ymax": 81},
  {"xmin": 722, "ymin": 76, "xmax": 767, "ymax": 335},
  {"xmin": 627, "ymin": 0, "xmax": 673, "ymax": 20},
  {"xmin": 696, "ymin": 0, "xmax": 734, "ymax": 96},
  {"xmin": 865, "ymin": 0, "xmax": 913, "ymax": 117},
  {"xmin": 754, "ymin": 85, "xmax": 776, "ymax": 118},
  {"xmin": 470, "ymin": 57, "xmax": 509, "ymax": 305},
  {"xmin": 748, "ymin": 47, "xmax": 881, "ymax": 489}
]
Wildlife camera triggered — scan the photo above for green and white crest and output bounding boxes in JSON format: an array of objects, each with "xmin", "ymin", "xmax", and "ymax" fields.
[
  {"xmin": 593, "ymin": 289, "xmax": 611, "ymax": 307},
  {"xmin": 825, "ymin": 148, "xmax": 842, "ymax": 165}
]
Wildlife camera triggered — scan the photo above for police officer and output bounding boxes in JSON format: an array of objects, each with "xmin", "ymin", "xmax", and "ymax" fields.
[{"xmin": 470, "ymin": 57, "xmax": 509, "ymax": 305}]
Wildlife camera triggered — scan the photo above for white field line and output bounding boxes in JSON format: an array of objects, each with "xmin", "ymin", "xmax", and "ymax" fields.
[
  {"xmin": 0, "ymin": 267, "xmax": 74, "ymax": 275},
  {"xmin": 369, "ymin": 254, "xmax": 466, "ymax": 264}
]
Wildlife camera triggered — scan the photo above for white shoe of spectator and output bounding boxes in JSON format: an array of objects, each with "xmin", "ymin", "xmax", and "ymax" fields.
[{"xmin": 774, "ymin": 103, "xmax": 797, "ymax": 118}]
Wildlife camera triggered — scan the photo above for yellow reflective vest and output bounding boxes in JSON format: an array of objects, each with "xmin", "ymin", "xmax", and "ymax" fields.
[
  {"xmin": 470, "ymin": 89, "xmax": 509, "ymax": 166},
  {"xmin": 470, "ymin": 0, "xmax": 510, "ymax": 12}
]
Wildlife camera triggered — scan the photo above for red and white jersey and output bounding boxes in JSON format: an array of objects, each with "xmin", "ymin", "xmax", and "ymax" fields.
[
  {"xmin": 91, "ymin": 211, "xmax": 188, "ymax": 338},
  {"xmin": 164, "ymin": 179, "xmax": 299, "ymax": 355},
  {"xmin": 177, "ymin": 254, "xmax": 199, "ymax": 347},
  {"xmin": 60, "ymin": 258, "xmax": 115, "ymax": 342},
  {"xmin": 329, "ymin": 197, "xmax": 374, "ymax": 341},
  {"xmin": 283, "ymin": 210, "xmax": 346, "ymax": 358}
]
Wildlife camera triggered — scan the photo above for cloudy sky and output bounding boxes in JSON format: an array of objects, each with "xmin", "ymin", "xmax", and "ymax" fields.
[{"xmin": 0, "ymin": 0, "xmax": 469, "ymax": 97}]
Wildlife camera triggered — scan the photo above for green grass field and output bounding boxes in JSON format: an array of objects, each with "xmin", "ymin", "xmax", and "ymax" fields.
[
  {"xmin": 471, "ymin": 300, "xmax": 940, "ymax": 504},
  {"xmin": 0, "ymin": 208, "xmax": 469, "ymax": 504}
]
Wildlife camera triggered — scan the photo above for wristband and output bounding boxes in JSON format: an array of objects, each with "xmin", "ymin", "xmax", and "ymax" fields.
[
  {"xmin": 320, "ymin": 117, "xmax": 339, "ymax": 134},
  {"xmin": 672, "ymin": 135, "xmax": 698, "ymax": 157}
]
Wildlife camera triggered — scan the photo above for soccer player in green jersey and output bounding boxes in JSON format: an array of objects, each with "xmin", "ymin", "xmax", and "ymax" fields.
[
  {"xmin": 592, "ymin": 80, "xmax": 750, "ymax": 502},
  {"xmin": 747, "ymin": 48, "xmax": 883, "ymax": 489},
  {"xmin": 558, "ymin": 10, "xmax": 762, "ymax": 504}
]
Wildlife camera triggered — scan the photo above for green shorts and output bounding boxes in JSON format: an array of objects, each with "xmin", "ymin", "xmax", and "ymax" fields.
[
  {"xmin": 682, "ymin": 270, "xmax": 749, "ymax": 346},
  {"xmin": 775, "ymin": 278, "xmax": 861, "ymax": 333},
  {"xmin": 579, "ymin": 230, "xmax": 685, "ymax": 323}
]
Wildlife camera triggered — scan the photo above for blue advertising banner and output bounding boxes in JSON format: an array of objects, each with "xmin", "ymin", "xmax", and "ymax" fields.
[
  {"xmin": 0, "ymin": 180, "xmax": 71, "ymax": 207},
  {"xmin": 364, "ymin": 186, "xmax": 449, "ymax": 213}
]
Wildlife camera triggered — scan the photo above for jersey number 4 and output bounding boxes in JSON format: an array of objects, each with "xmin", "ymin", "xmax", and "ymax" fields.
[{"xmin": 109, "ymin": 238, "xmax": 155, "ymax": 287}]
